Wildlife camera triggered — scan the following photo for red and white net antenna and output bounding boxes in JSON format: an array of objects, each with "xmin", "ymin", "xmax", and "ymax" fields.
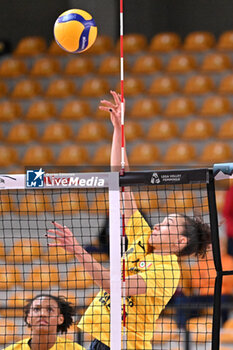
[{"xmin": 120, "ymin": 0, "xmax": 127, "ymax": 348}]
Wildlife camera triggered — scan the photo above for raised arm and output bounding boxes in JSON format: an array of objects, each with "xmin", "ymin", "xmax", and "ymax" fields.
[
  {"xmin": 47, "ymin": 222, "xmax": 146, "ymax": 295},
  {"xmin": 99, "ymin": 91, "xmax": 138, "ymax": 224}
]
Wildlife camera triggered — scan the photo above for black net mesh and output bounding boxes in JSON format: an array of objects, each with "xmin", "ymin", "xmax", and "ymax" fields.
[{"xmin": 0, "ymin": 169, "xmax": 228, "ymax": 350}]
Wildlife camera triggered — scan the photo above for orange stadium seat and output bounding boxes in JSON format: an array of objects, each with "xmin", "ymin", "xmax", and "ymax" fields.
[
  {"xmin": 183, "ymin": 75, "xmax": 215, "ymax": 94},
  {"xmin": 54, "ymin": 192, "xmax": 88, "ymax": 215},
  {"xmin": 60, "ymin": 265, "xmax": 93, "ymax": 289},
  {"xmin": 59, "ymin": 100, "xmax": 91, "ymax": 120},
  {"xmin": 129, "ymin": 98, "xmax": 161, "ymax": 119},
  {"xmin": 218, "ymin": 75, "xmax": 233, "ymax": 94},
  {"xmin": 132, "ymin": 55, "xmax": 162, "ymax": 74},
  {"xmin": 24, "ymin": 264, "xmax": 59, "ymax": 290},
  {"xmin": 30, "ymin": 57, "xmax": 61, "ymax": 77},
  {"xmin": 199, "ymin": 96, "xmax": 231, "ymax": 117},
  {"xmin": 201, "ymin": 53, "xmax": 231, "ymax": 72},
  {"xmin": 134, "ymin": 191, "xmax": 158, "ymax": 213},
  {"xmin": 25, "ymin": 100, "xmax": 57, "ymax": 121},
  {"xmin": 147, "ymin": 120, "xmax": 179, "ymax": 140},
  {"xmin": 11, "ymin": 79, "xmax": 42, "ymax": 98},
  {"xmin": 116, "ymin": 33, "xmax": 147, "ymax": 54},
  {"xmin": 22, "ymin": 145, "xmax": 54, "ymax": 166},
  {"xmin": 129, "ymin": 144, "xmax": 160, "ymax": 165},
  {"xmin": 149, "ymin": 76, "xmax": 179, "ymax": 95},
  {"xmin": 0, "ymin": 265, "xmax": 22, "ymax": 290},
  {"xmin": 80, "ymin": 77, "xmax": 109, "ymax": 97},
  {"xmin": 6, "ymin": 123, "xmax": 37, "ymax": 143},
  {"xmin": 0, "ymin": 57, "xmax": 27, "ymax": 78},
  {"xmin": 6, "ymin": 239, "xmax": 42, "ymax": 264},
  {"xmin": 186, "ymin": 317, "xmax": 212, "ymax": 343},
  {"xmin": 91, "ymin": 144, "xmax": 111, "ymax": 165},
  {"xmin": 149, "ymin": 32, "xmax": 181, "ymax": 52},
  {"xmin": 47, "ymin": 40, "xmax": 68, "ymax": 56},
  {"xmin": 166, "ymin": 54, "xmax": 197, "ymax": 73},
  {"xmin": 43, "ymin": 246, "xmax": 74, "ymax": 264},
  {"xmin": 162, "ymin": 190, "xmax": 197, "ymax": 213},
  {"xmin": 152, "ymin": 318, "xmax": 179, "ymax": 343},
  {"xmin": 115, "ymin": 76, "xmax": 145, "ymax": 96},
  {"xmin": 0, "ymin": 146, "xmax": 18, "ymax": 167},
  {"xmin": 182, "ymin": 119, "xmax": 215, "ymax": 140},
  {"xmin": 89, "ymin": 192, "xmax": 109, "ymax": 213},
  {"xmin": 56, "ymin": 145, "xmax": 89, "ymax": 166},
  {"xmin": 215, "ymin": 190, "xmax": 227, "ymax": 214},
  {"xmin": 221, "ymin": 319, "xmax": 233, "ymax": 344},
  {"xmin": 95, "ymin": 105, "xmax": 111, "ymax": 120},
  {"xmin": 0, "ymin": 240, "xmax": 5, "ymax": 260},
  {"xmin": 64, "ymin": 56, "xmax": 95, "ymax": 76},
  {"xmin": 217, "ymin": 31, "xmax": 233, "ymax": 51},
  {"xmin": 86, "ymin": 35, "xmax": 114, "ymax": 54},
  {"xmin": 0, "ymin": 101, "xmax": 22, "ymax": 121},
  {"xmin": 98, "ymin": 55, "xmax": 122, "ymax": 75},
  {"xmin": 14, "ymin": 36, "xmax": 47, "ymax": 56},
  {"xmin": 124, "ymin": 121, "xmax": 144, "ymax": 141},
  {"xmin": 18, "ymin": 193, "xmax": 52, "ymax": 215},
  {"xmin": 218, "ymin": 119, "xmax": 233, "ymax": 139},
  {"xmin": 0, "ymin": 81, "xmax": 8, "ymax": 97},
  {"xmin": 199, "ymin": 142, "xmax": 232, "ymax": 163},
  {"xmin": 164, "ymin": 97, "xmax": 196, "ymax": 118},
  {"xmin": 183, "ymin": 31, "xmax": 215, "ymax": 51},
  {"xmin": 76, "ymin": 121, "xmax": 109, "ymax": 142},
  {"xmin": 41, "ymin": 122, "xmax": 73, "ymax": 143},
  {"xmin": 0, "ymin": 319, "xmax": 18, "ymax": 345},
  {"xmin": 45, "ymin": 78, "xmax": 76, "ymax": 98},
  {"xmin": 163, "ymin": 143, "xmax": 196, "ymax": 164},
  {"xmin": 4, "ymin": 291, "xmax": 33, "ymax": 318}
]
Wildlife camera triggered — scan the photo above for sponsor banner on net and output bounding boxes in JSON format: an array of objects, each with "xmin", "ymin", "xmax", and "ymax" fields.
[{"xmin": 26, "ymin": 169, "xmax": 106, "ymax": 188}]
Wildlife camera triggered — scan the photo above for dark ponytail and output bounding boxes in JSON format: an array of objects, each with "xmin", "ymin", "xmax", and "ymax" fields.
[{"xmin": 177, "ymin": 215, "xmax": 211, "ymax": 258}]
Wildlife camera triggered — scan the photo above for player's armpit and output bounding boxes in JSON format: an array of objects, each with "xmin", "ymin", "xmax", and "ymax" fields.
[{"xmin": 124, "ymin": 274, "xmax": 146, "ymax": 296}]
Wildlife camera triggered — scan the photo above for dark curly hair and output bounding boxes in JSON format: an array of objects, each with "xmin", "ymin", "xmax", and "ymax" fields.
[
  {"xmin": 177, "ymin": 215, "xmax": 211, "ymax": 258},
  {"xmin": 24, "ymin": 294, "xmax": 76, "ymax": 334}
]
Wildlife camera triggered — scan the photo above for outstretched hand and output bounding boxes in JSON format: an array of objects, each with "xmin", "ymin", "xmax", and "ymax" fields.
[
  {"xmin": 46, "ymin": 222, "xmax": 80, "ymax": 255},
  {"xmin": 99, "ymin": 90, "xmax": 125, "ymax": 128}
]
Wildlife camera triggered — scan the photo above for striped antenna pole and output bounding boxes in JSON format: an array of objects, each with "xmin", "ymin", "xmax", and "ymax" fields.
[{"xmin": 119, "ymin": 0, "xmax": 127, "ymax": 349}]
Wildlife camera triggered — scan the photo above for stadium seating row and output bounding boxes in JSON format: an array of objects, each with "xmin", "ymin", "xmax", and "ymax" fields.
[
  {"xmin": 2, "ymin": 52, "xmax": 233, "ymax": 77},
  {"xmin": 11, "ymin": 31, "xmax": 233, "ymax": 57},
  {"xmin": 1, "ymin": 119, "xmax": 233, "ymax": 144},
  {"xmin": 0, "ymin": 141, "xmax": 232, "ymax": 167},
  {"xmin": 0, "ymin": 96, "xmax": 233, "ymax": 121},
  {"xmin": 3, "ymin": 74, "xmax": 233, "ymax": 98},
  {"xmin": 0, "ymin": 189, "xmax": 226, "ymax": 215}
]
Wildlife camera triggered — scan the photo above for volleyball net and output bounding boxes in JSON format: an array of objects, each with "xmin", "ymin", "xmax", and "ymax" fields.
[{"xmin": 0, "ymin": 167, "xmax": 231, "ymax": 349}]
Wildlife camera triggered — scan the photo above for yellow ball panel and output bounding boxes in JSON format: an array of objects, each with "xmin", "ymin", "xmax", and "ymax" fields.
[{"xmin": 54, "ymin": 21, "xmax": 84, "ymax": 52}]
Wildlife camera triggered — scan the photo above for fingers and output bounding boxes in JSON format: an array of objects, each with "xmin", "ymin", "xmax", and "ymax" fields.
[
  {"xmin": 52, "ymin": 221, "xmax": 65, "ymax": 230},
  {"xmin": 48, "ymin": 242, "xmax": 63, "ymax": 248},
  {"xmin": 52, "ymin": 221, "xmax": 72, "ymax": 235},
  {"xmin": 47, "ymin": 229, "xmax": 64, "ymax": 237},
  {"xmin": 110, "ymin": 90, "xmax": 121, "ymax": 105}
]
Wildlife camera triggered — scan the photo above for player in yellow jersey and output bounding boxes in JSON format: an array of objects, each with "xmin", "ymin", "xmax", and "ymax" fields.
[
  {"xmin": 3, "ymin": 294, "xmax": 84, "ymax": 350},
  {"xmin": 46, "ymin": 91, "xmax": 211, "ymax": 350}
]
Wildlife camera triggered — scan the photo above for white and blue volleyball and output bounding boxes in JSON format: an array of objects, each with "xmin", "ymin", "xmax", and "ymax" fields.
[{"xmin": 54, "ymin": 9, "xmax": 97, "ymax": 53}]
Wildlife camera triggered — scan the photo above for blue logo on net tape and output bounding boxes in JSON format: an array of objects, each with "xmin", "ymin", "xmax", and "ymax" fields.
[{"xmin": 26, "ymin": 169, "xmax": 45, "ymax": 188}]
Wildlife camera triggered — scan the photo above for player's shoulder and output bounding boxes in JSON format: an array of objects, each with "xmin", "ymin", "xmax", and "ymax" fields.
[
  {"xmin": 3, "ymin": 338, "xmax": 30, "ymax": 350},
  {"xmin": 56, "ymin": 336, "xmax": 85, "ymax": 349}
]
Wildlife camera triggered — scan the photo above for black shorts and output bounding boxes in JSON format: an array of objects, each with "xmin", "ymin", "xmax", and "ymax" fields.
[{"xmin": 89, "ymin": 339, "xmax": 110, "ymax": 350}]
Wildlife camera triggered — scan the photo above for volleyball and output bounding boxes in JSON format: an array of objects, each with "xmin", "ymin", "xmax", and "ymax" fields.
[{"xmin": 54, "ymin": 9, "xmax": 97, "ymax": 53}]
